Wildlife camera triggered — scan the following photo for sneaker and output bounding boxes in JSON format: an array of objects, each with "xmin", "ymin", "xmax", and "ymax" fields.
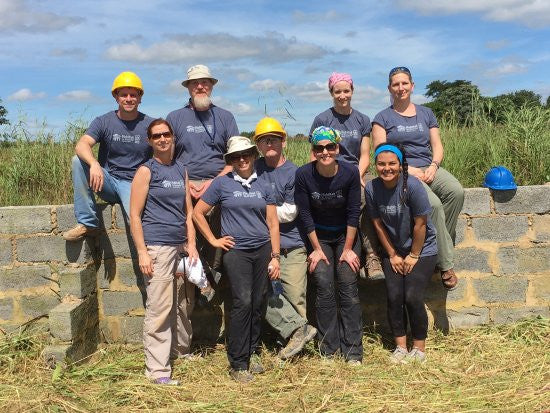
[
  {"xmin": 171, "ymin": 353, "xmax": 202, "ymax": 362},
  {"xmin": 405, "ymin": 347, "xmax": 426, "ymax": 363},
  {"xmin": 248, "ymin": 353, "xmax": 265, "ymax": 374},
  {"xmin": 366, "ymin": 254, "xmax": 384, "ymax": 278},
  {"xmin": 389, "ymin": 346, "xmax": 409, "ymax": 364},
  {"xmin": 278, "ymin": 324, "xmax": 317, "ymax": 360},
  {"xmin": 230, "ymin": 368, "xmax": 254, "ymax": 383},
  {"xmin": 441, "ymin": 268, "xmax": 458, "ymax": 290},
  {"xmin": 347, "ymin": 359, "xmax": 362, "ymax": 366},
  {"xmin": 153, "ymin": 377, "xmax": 180, "ymax": 386},
  {"xmin": 62, "ymin": 224, "xmax": 100, "ymax": 241}
]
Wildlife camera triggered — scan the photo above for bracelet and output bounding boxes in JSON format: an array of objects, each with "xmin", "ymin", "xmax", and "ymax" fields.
[
  {"xmin": 430, "ymin": 160, "xmax": 440, "ymax": 169},
  {"xmin": 408, "ymin": 252, "xmax": 420, "ymax": 259},
  {"xmin": 270, "ymin": 252, "xmax": 281, "ymax": 260}
]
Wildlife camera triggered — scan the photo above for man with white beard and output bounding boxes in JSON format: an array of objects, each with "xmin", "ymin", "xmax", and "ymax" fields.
[{"xmin": 166, "ymin": 65, "xmax": 239, "ymax": 299}]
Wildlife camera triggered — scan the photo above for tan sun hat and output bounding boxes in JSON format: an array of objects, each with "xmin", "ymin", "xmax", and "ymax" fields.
[
  {"xmin": 224, "ymin": 136, "xmax": 258, "ymax": 160},
  {"xmin": 181, "ymin": 64, "xmax": 219, "ymax": 87}
]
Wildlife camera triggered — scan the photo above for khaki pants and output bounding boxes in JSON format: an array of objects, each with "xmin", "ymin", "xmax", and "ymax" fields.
[{"xmin": 143, "ymin": 245, "xmax": 195, "ymax": 380}]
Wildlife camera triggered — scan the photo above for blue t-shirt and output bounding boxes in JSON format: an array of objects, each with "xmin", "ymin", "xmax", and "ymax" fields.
[
  {"xmin": 372, "ymin": 105, "xmax": 438, "ymax": 167},
  {"xmin": 255, "ymin": 158, "xmax": 305, "ymax": 250},
  {"xmin": 294, "ymin": 161, "xmax": 361, "ymax": 237},
  {"xmin": 140, "ymin": 159, "xmax": 188, "ymax": 246},
  {"xmin": 86, "ymin": 111, "xmax": 153, "ymax": 181},
  {"xmin": 310, "ymin": 108, "xmax": 372, "ymax": 165},
  {"xmin": 364, "ymin": 175, "xmax": 437, "ymax": 257},
  {"xmin": 166, "ymin": 103, "xmax": 239, "ymax": 180},
  {"xmin": 201, "ymin": 172, "xmax": 276, "ymax": 250}
]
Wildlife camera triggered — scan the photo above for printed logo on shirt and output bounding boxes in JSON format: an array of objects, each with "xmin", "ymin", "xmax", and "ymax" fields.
[
  {"xmin": 380, "ymin": 204, "xmax": 403, "ymax": 215},
  {"xmin": 396, "ymin": 123, "xmax": 424, "ymax": 133},
  {"xmin": 233, "ymin": 190, "xmax": 262, "ymax": 199},
  {"xmin": 112, "ymin": 133, "xmax": 142, "ymax": 144},
  {"xmin": 186, "ymin": 125, "xmax": 213, "ymax": 134},
  {"xmin": 337, "ymin": 129, "xmax": 359, "ymax": 139},
  {"xmin": 311, "ymin": 190, "xmax": 343, "ymax": 200},
  {"xmin": 162, "ymin": 180, "xmax": 184, "ymax": 189}
]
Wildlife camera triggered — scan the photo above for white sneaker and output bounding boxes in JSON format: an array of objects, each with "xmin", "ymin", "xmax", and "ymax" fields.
[
  {"xmin": 389, "ymin": 346, "xmax": 408, "ymax": 364},
  {"xmin": 405, "ymin": 347, "xmax": 426, "ymax": 363}
]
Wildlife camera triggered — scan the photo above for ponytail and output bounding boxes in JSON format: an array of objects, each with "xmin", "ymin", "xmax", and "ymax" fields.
[{"xmin": 397, "ymin": 144, "xmax": 408, "ymax": 205}]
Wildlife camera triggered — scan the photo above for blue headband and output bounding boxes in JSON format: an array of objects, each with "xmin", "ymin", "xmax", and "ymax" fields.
[{"xmin": 374, "ymin": 145, "xmax": 403, "ymax": 163}]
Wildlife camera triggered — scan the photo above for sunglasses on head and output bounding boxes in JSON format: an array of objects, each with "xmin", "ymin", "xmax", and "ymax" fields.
[
  {"xmin": 389, "ymin": 66, "xmax": 411, "ymax": 77},
  {"xmin": 229, "ymin": 151, "xmax": 254, "ymax": 161},
  {"xmin": 312, "ymin": 143, "xmax": 338, "ymax": 153},
  {"xmin": 150, "ymin": 131, "xmax": 172, "ymax": 140}
]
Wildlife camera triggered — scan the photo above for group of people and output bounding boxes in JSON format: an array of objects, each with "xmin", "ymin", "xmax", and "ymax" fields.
[{"xmin": 63, "ymin": 64, "xmax": 464, "ymax": 384}]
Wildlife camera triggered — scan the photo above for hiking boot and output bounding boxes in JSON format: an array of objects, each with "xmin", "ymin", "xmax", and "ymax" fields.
[
  {"xmin": 62, "ymin": 224, "xmax": 100, "ymax": 241},
  {"xmin": 441, "ymin": 268, "xmax": 458, "ymax": 290},
  {"xmin": 153, "ymin": 377, "xmax": 180, "ymax": 386},
  {"xmin": 389, "ymin": 346, "xmax": 408, "ymax": 364},
  {"xmin": 230, "ymin": 368, "xmax": 254, "ymax": 383},
  {"xmin": 366, "ymin": 254, "xmax": 384, "ymax": 278},
  {"xmin": 249, "ymin": 354, "xmax": 265, "ymax": 374},
  {"xmin": 347, "ymin": 359, "xmax": 362, "ymax": 366},
  {"xmin": 278, "ymin": 324, "xmax": 317, "ymax": 360},
  {"xmin": 405, "ymin": 347, "xmax": 427, "ymax": 364}
]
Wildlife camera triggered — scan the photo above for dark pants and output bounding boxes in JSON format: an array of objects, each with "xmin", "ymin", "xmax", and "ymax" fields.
[
  {"xmin": 222, "ymin": 242, "xmax": 270, "ymax": 370},
  {"xmin": 312, "ymin": 232, "xmax": 363, "ymax": 361},
  {"xmin": 382, "ymin": 254, "xmax": 437, "ymax": 340}
]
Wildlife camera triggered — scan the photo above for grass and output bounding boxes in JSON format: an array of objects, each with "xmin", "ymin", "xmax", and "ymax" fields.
[
  {"xmin": 0, "ymin": 318, "xmax": 548, "ymax": 412},
  {"xmin": 1, "ymin": 104, "xmax": 549, "ymax": 206}
]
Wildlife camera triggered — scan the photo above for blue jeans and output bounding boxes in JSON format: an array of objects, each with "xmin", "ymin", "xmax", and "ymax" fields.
[
  {"xmin": 71, "ymin": 155, "xmax": 132, "ymax": 228},
  {"xmin": 311, "ymin": 231, "xmax": 363, "ymax": 361}
]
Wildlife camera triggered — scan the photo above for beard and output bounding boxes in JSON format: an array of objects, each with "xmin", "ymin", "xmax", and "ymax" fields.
[{"xmin": 192, "ymin": 94, "xmax": 211, "ymax": 111}]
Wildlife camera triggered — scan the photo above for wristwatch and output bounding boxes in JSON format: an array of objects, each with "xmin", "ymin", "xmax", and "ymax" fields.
[{"xmin": 270, "ymin": 252, "xmax": 281, "ymax": 260}]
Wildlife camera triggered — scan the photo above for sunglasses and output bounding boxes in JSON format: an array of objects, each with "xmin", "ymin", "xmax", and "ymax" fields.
[
  {"xmin": 229, "ymin": 151, "xmax": 254, "ymax": 162},
  {"xmin": 257, "ymin": 136, "xmax": 282, "ymax": 145},
  {"xmin": 389, "ymin": 66, "xmax": 411, "ymax": 77},
  {"xmin": 312, "ymin": 143, "xmax": 338, "ymax": 153},
  {"xmin": 150, "ymin": 131, "xmax": 172, "ymax": 140}
]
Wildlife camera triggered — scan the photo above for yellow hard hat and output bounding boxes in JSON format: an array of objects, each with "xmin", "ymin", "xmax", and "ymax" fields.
[
  {"xmin": 111, "ymin": 71, "xmax": 144, "ymax": 95},
  {"xmin": 253, "ymin": 117, "xmax": 286, "ymax": 142}
]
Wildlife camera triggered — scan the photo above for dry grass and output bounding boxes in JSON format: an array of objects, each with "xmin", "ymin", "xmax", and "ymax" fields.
[{"xmin": 1, "ymin": 318, "xmax": 548, "ymax": 412}]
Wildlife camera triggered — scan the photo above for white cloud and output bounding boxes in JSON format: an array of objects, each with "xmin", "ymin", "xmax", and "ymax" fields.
[
  {"xmin": 250, "ymin": 79, "xmax": 287, "ymax": 91},
  {"xmin": 0, "ymin": 0, "xmax": 82, "ymax": 33},
  {"xmin": 57, "ymin": 90, "xmax": 94, "ymax": 101},
  {"xmin": 211, "ymin": 96, "xmax": 252, "ymax": 115},
  {"xmin": 485, "ymin": 39, "xmax": 509, "ymax": 50},
  {"xmin": 396, "ymin": 0, "xmax": 550, "ymax": 28},
  {"xmin": 105, "ymin": 32, "xmax": 329, "ymax": 64},
  {"xmin": 50, "ymin": 47, "xmax": 87, "ymax": 59},
  {"xmin": 8, "ymin": 88, "xmax": 46, "ymax": 101}
]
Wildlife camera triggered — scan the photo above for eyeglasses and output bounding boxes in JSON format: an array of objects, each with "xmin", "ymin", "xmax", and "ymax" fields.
[
  {"xmin": 257, "ymin": 136, "xmax": 282, "ymax": 145},
  {"xmin": 389, "ymin": 66, "xmax": 411, "ymax": 77},
  {"xmin": 312, "ymin": 143, "xmax": 338, "ymax": 153},
  {"xmin": 150, "ymin": 131, "xmax": 172, "ymax": 140},
  {"xmin": 229, "ymin": 151, "xmax": 254, "ymax": 162}
]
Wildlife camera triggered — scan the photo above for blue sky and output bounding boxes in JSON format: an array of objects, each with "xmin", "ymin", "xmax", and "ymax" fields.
[{"xmin": 1, "ymin": 0, "xmax": 549, "ymax": 136}]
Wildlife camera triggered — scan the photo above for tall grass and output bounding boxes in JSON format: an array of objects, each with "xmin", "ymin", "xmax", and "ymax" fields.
[{"xmin": 0, "ymin": 103, "xmax": 549, "ymax": 206}]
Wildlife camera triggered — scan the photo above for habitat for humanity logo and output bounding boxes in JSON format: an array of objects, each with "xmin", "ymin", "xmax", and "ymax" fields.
[
  {"xmin": 112, "ymin": 134, "xmax": 142, "ymax": 143},
  {"xmin": 186, "ymin": 125, "xmax": 213, "ymax": 134},
  {"xmin": 233, "ymin": 190, "xmax": 262, "ymax": 198},
  {"xmin": 162, "ymin": 180, "xmax": 184, "ymax": 189}
]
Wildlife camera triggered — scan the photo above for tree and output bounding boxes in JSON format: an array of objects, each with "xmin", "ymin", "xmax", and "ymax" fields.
[
  {"xmin": 0, "ymin": 98, "xmax": 8, "ymax": 125},
  {"xmin": 424, "ymin": 80, "xmax": 481, "ymax": 125}
]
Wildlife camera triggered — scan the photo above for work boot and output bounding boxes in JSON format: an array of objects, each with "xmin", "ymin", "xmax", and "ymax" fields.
[
  {"xmin": 229, "ymin": 369, "xmax": 254, "ymax": 383},
  {"xmin": 62, "ymin": 224, "xmax": 100, "ymax": 241},
  {"xmin": 366, "ymin": 254, "xmax": 384, "ymax": 278},
  {"xmin": 248, "ymin": 353, "xmax": 265, "ymax": 374},
  {"xmin": 278, "ymin": 324, "xmax": 317, "ymax": 360}
]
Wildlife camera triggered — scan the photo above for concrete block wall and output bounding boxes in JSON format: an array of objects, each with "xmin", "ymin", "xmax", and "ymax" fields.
[{"xmin": 1, "ymin": 186, "xmax": 549, "ymax": 360}]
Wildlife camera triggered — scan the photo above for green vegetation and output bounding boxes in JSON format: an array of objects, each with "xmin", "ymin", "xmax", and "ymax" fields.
[
  {"xmin": 1, "ymin": 102, "xmax": 549, "ymax": 207},
  {"xmin": 0, "ymin": 318, "xmax": 548, "ymax": 411}
]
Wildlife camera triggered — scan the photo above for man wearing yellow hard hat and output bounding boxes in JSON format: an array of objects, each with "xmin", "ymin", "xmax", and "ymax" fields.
[{"xmin": 63, "ymin": 71, "xmax": 154, "ymax": 241}]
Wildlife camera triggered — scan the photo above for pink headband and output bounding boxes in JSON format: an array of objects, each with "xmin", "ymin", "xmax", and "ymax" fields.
[{"xmin": 328, "ymin": 72, "xmax": 353, "ymax": 90}]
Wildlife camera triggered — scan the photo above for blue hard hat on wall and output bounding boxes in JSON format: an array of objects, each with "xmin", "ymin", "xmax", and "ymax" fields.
[{"xmin": 483, "ymin": 166, "xmax": 517, "ymax": 190}]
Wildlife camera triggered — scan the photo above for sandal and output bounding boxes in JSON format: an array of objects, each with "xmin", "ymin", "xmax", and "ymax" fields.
[{"xmin": 441, "ymin": 268, "xmax": 458, "ymax": 291}]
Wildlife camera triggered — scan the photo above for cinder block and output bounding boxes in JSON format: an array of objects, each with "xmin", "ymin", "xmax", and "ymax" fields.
[
  {"xmin": 0, "ymin": 206, "xmax": 51, "ymax": 234},
  {"xmin": 49, "ymin": 295, "xmax": 98, "ymax": 341},
  {"xmin": 19, "ymin": 294, "xmax": 60, "ymax": 318},
  {"xmin": 99, "ymin": 232, "xmax": 137, "ymax": 259},
  {"xmin": 472, "ymin": 216, "xmax": 528, "ymax": 242},
  {"xmin": 533, "ymin": 215, "xmax": 550, "ymax": 242},
  {"xmin": 59, "ymin": 266, "xmax": 97, "ymax": 298},
  {"xmin": 493, "ymin": 185, "xmax": 550, "ymax": 214},
  {"xmin": 0, "ymin": 238, "xmax": 12, "ymax": 264},
  {"xmin": 454, "ymin": 248, "xmax": 491, "ymax": 273},
  {"xmin": 461, "ymin": 188, "xmax": 491, "ymax": 216},
  {"xmin": 0, "ymin": 298, "xmax": 13, "ymax": 320},
  {"xmin": 0, "ymin": 265, "xmax": 51, "ymax": 290},
  {"xmin": 113, "ymin": 204, "xmax": 128, "ymax": 229},
  {"xmin": 531, "ymin": 277, "xmax": 550, "ymax": 301},
  {"xmin": 447, "ymin": 307, "xmax": 489, "ymax": 329},
  {"xmin": 492, "ymin": 307, "xmax": 550, "ymax": 324},
  {"xmin": 425, "ymin": 276, "xmax": 466, "ymax": 303},
  {"xmin": 17, "ymin": 236, "xmax": 94, "ymax": 264},
  {"xmin": 455, "ymin": 217, "xmax": 467, "ymax": 245},
  {"xmin": 96, "ymin": 259, "xmax": 115, "ymax": 289},
  {"xmin": 498, "ymin": 247, "xmax": 550, "ymax": 274},
  {"xmin": 120, "ymin": 316, "xmax": 144, "ymax": 343},
  {"xmin": 116, "ymin": 259, "xmax": 143, "ymax": 288},
  {"xmin": 99, "ymin": 204, "xmax": 113, "ymax": 230},
  {"xmin": 102, "ymin": 290, "xmax": 144, "ymax": 316},
  {"xmin": 56, "ymin": 204, "xmax": 110, "ymax": 232},
  {"xmin": 473, "ymin": 276, "xmax": 528, "ymax": 303}
]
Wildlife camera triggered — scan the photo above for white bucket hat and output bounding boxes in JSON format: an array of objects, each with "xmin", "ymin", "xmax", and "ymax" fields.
[
  {"xmin": 224, "ymin": 136, "xmax": 258, "ymax": 160},
  {"xmin": 181, "ymin": 64, "xmax": 218, "ymax": 87}
]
